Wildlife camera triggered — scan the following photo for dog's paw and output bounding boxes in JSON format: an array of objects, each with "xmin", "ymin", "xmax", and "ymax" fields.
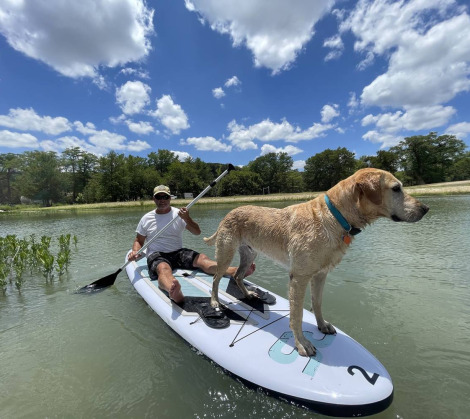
[
  {"xmin": 210, "ymin": 298, "xmax": 220, "ymax": 309},
  {"xmin": 318, "ymin": 321, "xmax": 336, "ymax": 335},
  {"xmin": 296, "ymin": 338, "xmax": 316, "ymax": 357},
  {"xmin": 247, "ymin": 290, "xmax": 257, "ymax": 299}
]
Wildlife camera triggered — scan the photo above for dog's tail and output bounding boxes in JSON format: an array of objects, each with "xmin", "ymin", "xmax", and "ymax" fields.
[{"xmin": 203, "ymin": 231, "xmax": 217, "ymax": 246}]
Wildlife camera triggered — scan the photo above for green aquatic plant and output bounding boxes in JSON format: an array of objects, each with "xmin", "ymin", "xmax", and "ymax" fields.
[
  {"xmin": 0, "ymin": 262, "xmax": 8, "ymax": 290},
  {"xmin": 0, "ymin": 234, "xmax": 78, "ymax": 292},
  {"xmin": 56, "ymin": 234, "xmax": 72, "ymax": 276}
]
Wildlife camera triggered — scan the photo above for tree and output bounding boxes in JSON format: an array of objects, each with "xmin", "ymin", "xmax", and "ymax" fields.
[
  {"xmin": 98, "ymin": 151, "xmax": 129, "ymax": 201},
  {"xmin": 126, "ymin": 155, "xmax": 152, "ymax": 200},
  {"xmin": 165, "ymin": 160, "xmax": 202, "ymax": 197},
  {"xmin": 284, "ymin": 170, "xmax": 305, "ymax": 193},
  {"xmin": 248, "ymin": 152, "xmax": 294, "ymax": 193},
  {"xmin": 61, "ymin": 147, "xmax": 81, "ymax": 203},
  {"xmin": 448, "ymin": 152, "xmax": 470, "ymax": 181},
  {"xmin": 217, "ymin": 169, "xmax": 262, "ymax": 196},
  {"xmin": 81, "ymin": 173, "xmax": 102, "ymax": 203},
  {"xmin": 148, "ymin": 149, "xmax": 179, "ymax": 176},
  {"xmin": 303, "ymin": 147, "xmax": 356, "ymax": 191},
  {"xmin": 0, "ymin": 153, "xmax": 22, "ymax": 204},
  {"xmin": 432, "ymin": 134, "xmax": 467, "ymax": 182},
  {"xmin": 18, "ymin": 151, "xmax": 64, "ymax": 206},
  {"xmin": 391, "ymin": 132, "xmax": 467, "ymax": 184},
  {"xmin": 359, "ymin": 150, "xmax": 400, "ymax": 173}
]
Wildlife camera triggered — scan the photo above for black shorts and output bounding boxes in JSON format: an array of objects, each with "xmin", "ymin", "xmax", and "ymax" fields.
[{"xmin": 147, "ymin": 248, "xmax": 200, "ymax": 281}]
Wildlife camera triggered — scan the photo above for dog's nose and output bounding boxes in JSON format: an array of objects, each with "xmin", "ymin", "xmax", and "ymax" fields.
[{"xmin": 421, "ymin": 204, "xmax": 429, "ymax": 215}]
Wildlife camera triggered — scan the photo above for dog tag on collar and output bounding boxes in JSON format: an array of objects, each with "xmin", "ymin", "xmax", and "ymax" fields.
[{"xmin": 342, "ymin": 234, "xmax": 352, "ymax": 245}]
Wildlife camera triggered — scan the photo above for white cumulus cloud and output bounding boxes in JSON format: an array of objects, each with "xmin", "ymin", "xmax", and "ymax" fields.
[
  {"xmin": 293, "ymin": 160, "xmax": 306, "ymax": 171},
  {"xmin": 339, "ymin": 0, "xmax": 470, "ymax": 108},
  {"xmin": 172, "ymin": 150, "xmax": 191, "ymax": 161},
  {"xmin": 127, "ymin": 140, "xmax": 151, "ymax": 152},
  {"xmin": 0, "ymin": 0, "xmax": 154, "ymax": 80},
  {"xmin": 260, "ymin": 144, "xmax": 303, "ymax": 156},
  {"xmin": 181, "ymin": 136, "xmax": 232, "ymax": 152},
  {"xmin": 362, "ymin": 130, "xmax": 402, "ymax": 148},
  {"xmin": 0, "ymin": 130, "xmax": 39, "ymax": 148},
  {"xmin": 185, "ymin": 0, "xmax": 334, "ymax": 74},
  {"xmin": 126, "ymin": 120, "xmax": 154, "ymax": 135},
  {"xmin": 88, "ymin": 130, "xmax": 128, "ymax": 150},
  {"xmin": 321, "ymin": 104, "xmax": 340, "ymax": 123},
  {"xmin": 225, "ymin": 76, "xmax": 241, "ymax": 87},
  {"xmin": 152, "ymin": 95, "xmax": 190, "ymax": 135},
  {"xmin": 116, "ymin": 81, "xmax": 151, "ymax": 115},
  {"xmin": 227, "ymin": 118, "xmax": 334, "ymax": 150},
  {"xmin": 362, "ymin": 106, "xmax": 456, "ymax": 133},
  {"xmin": 446, "ymin": 121, "xmax": 470, "ymax": 139},
  {"xmin": 212, "ymin": 87, "xmax": 226, "ymax": 99},
  {"xmin": 0, "ymin": 108, "xmax": 71, "ymax": 135}
]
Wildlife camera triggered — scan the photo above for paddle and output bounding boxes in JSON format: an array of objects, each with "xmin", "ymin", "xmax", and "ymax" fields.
[{"xmin": 76, "ymin": 164, "xmax": 235, "ymax": 294}]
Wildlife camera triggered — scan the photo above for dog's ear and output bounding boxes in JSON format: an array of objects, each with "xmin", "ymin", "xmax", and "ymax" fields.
[{"xmin": 356, "ymin": 172, "xmax": 382, "ymax": 205}]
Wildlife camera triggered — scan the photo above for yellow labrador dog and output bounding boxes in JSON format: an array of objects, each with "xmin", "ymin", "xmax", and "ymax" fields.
[{"xmin": 204, "ymin": 168, "xmax": 429, "ymax": 357}]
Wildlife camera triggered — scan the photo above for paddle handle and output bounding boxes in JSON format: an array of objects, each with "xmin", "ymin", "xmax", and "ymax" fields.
[{"xmin": 121, "ymin": 164, "xmax": 235, "ymax": 270}]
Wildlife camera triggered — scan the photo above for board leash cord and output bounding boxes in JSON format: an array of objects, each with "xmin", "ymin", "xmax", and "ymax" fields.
[
  {"xmin": 229, "ymin": 311, "xmax": 290, "ymax": 347},
  {"xmin": 188, "ymin": 301, "xmax": 291, "ymax": 348}
]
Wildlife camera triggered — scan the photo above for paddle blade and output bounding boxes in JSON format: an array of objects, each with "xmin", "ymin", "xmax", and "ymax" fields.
[{"xmin": 75, "ymin": 268, "xmax": 122, "ymax": 294}]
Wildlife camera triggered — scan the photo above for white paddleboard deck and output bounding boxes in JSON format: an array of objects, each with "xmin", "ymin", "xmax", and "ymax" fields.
[{"xmin": 125, "ymin": 254, "xmax": 393, "ymax": 417}]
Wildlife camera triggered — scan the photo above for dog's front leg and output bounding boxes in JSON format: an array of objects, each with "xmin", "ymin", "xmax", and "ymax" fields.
[
  {"xmin": 210, "ymin": 272, "xmax": 223, "ymax": 308},
  {"xmin": 289, "ymin": 273, "xmax": 316, "ymax": 357},
  {"xmin": 310, "ymin": 271, "xmax": 336, "ymax": 334}
]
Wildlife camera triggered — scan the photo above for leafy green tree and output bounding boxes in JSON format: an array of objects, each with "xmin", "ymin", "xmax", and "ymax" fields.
[
  {"xmin": 141, "ymin": 168, "xmax": 162, "ymax": 198},
  {"xmin": 217, "ymin": 169, "xmax": 262, "ymax": 196},
  {"xmin": 165, "ymin": 160, "xmax": 201, "ymax": 197},
  {"xmin": 0, "ymin": 153, "xmax": 22, "ymax": 204},
  {"xmin": 148, "ymin": 149, "xmax": 179, "ymax": 176},
  {"xmin": 61, "ymin": 147, "xmax": 81, "ymax": 203},
  {"xmin": 81, "ymin": 173, "xmax": 102, "ymax": 203},
  {"xmin": 18, "ymin": 151, "xmax": 64, "ymax": 206},
  {"xmin": 248, "ymin": 152, "xmax": 293, "ymax": 193},
  {"xmin": 303, "ymin": 147, "xmax": 356, "ymax": 191},
  {"xmin": 448, "ymin": 152, "xmax": 470, "ymax": 181},
  {"xmin": 391, "ymin": 132, "xmax": 467, "ymax": 184},
  {"xmin": 284, "ymin": 170, "xmax": 305, "ymax": 193},
  {"xmin": 193, "ymin": 157, "xmax": 212, "ymax": 183},
  {"xmin": 359, "ymin": 150, "xmax": 400, "ymax": 173},
  {"xmin": 126, "ymin": 155, "xmax": 152, "ymax": 200},
  {"xmin": 432, "ymin": 134, "xmax": 467, "ymax": 182},
  {"xmin": 98, "ymin": 151, "xmax": 129, "ymax": 201}
]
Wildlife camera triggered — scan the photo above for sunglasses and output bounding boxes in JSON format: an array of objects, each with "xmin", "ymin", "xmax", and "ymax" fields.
[{"xmin": 154, "ymin": 194, "xmax": 170, "ymax": 200}]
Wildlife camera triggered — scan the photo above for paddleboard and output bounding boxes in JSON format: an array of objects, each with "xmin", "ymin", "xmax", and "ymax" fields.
[{"xmin": 125, "ymin": 253, "xmax": 393, "ymax": 417}]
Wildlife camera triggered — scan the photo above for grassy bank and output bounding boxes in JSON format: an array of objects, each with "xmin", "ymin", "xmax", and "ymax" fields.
[{"xmin": 1, "ymin": 180, "xmax": 469, "ymax": 213}]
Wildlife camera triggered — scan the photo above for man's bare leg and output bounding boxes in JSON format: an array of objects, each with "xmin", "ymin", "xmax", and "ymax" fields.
[
  {"xmin": 194, "ymin": 253, "xmax": 256, "ymax": 278},
  {"xmin": 156, "ymin": 262, "xmax": 184, "ymax": 303}
]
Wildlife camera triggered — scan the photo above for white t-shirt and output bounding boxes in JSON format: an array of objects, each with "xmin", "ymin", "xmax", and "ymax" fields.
[{"xmin": 136, "ymin": 207, "xmax": 187, "ymax": 254}]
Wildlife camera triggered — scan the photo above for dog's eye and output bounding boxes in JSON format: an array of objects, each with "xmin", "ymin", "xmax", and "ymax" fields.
[{"xmin": 392, "ymin": 185, "xmax": 401, "ymax": 192}]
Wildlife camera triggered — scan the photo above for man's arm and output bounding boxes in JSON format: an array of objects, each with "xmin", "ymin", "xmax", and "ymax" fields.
[
  {"xmin": 178, "ymin": 207, "xmax": 201, "ymax": 235},
  {"xmin": 128, "ymin": 233, "xmax": 146, "ymax": 260}
]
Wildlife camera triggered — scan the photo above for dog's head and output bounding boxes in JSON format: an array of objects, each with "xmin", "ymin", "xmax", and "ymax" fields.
[{"xmin": 352, "ymin": 168, "xmax": 429, "ymax": 223}]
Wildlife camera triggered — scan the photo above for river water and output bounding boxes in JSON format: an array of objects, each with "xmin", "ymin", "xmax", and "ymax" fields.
[{"xmin": 1, "ymin": 196, "xmax": 469, "ymax": 419}]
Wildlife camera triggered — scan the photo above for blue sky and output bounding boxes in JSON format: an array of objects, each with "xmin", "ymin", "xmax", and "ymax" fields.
[{"xmin": 0, "ymin": 0, "xmax": 469, "ymax": 170}]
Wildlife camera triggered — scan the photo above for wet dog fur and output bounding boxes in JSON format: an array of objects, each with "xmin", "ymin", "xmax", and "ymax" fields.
[{"xmin": 204, "ymin": 168, "xmax": 429, "ymax": 356}]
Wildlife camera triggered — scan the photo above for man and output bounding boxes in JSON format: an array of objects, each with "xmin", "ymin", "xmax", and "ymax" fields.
[{"xmin": 128, "ymin": 185, "xmax": 255, "ymax": 303}]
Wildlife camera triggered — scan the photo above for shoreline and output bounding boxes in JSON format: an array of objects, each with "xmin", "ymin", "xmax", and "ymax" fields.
[{"xmin": 1, "ymin": 180, "xmax": 469, "ymax": 213}]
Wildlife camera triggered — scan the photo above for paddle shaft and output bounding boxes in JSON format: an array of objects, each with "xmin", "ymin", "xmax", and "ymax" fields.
[{"xmin": 119, "ymin": 164, "xmax": 235, "ymax": 272}]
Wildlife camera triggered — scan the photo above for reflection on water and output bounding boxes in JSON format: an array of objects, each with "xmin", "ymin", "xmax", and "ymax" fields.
[{"xmin": 1, "ymin": 196, "xmax": 469, "ymax": 418}]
